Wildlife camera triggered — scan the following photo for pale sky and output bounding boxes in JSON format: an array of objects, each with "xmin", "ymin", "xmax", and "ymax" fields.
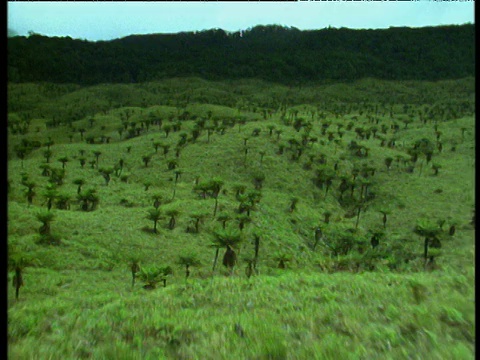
[{"xmin": 7, "ymin": 1, "xmax": 475, "ymax": 41}]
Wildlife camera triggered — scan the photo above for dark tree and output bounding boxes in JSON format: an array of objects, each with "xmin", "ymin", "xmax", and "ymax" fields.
[
  {"xmin": 252, "ymin": 172, "xmax": 265, "ymax": 190},
  {"xmin": 379, "ymin": 210, "xmax": 390, "ymax": 229},
  {"xmin": 273, "ymin": 253, "xmax": 291, "ymax": 269},
  {"xmin": 385, "ymin": 157, "xmax": 393, "ymax": 171},
  {"xmin": 77, "ymin": 188, "xmax": 99, "ymax": 211},
  {"xmin": 313, "ymin": 227, "xmax": 323, "ymax": 250},
  {"xmin": 212, "ymin": 228, "xmax": 243, "ymax": 274},
  {"xmin": 448, "ymin": 224, "xmax": 456, "ymax": 236},
  {"xmin": 93, "ymin": 151, "xmax": 102, "ymax": 168},
  {"xmin": 142, "ymin": 154, "xmax": 152, "ymax": 167},
  {"xmin": 209, "ymin": 178, "xmax": 224, "ymax": 216},
  {"xmin": 165, "ymin": 209, "xmax": 179, "ymax": 230},
  {"xmin": 58, "ymin": 156, "xmax": 69, "ymax": 169},
  {"xmin": 8, "ymin": 249, "xmax": 34, "ymax": 301},
  {"xmin": 432, "ymin": 163, "xmax": 441, "ymax": 176},
  {"xmin": 177, "ymin": 253, "xmax": 201, "ymax": 282},
  {"xmin": 99, "ymin": 168, "xmax": 113, "ymax": 186},
  {"xmin": 43, "ymin": 149, "xmax": 53, "ymax": 163},
  {"xmin": 146, "ymin": 208, "xmax": 162, "ymax": 233},
  {"xmin": 253, "ymin": 233, "xmax": 261, "ymax": 273},
  {"xmin": 216, "ymin": 213, "xmax": 231, "ymax": 229},
  {"xmin": 324, "ymin": 211, "xmax": 332, "ymax": 224},
  {"xmin": 289, "ymin": 197, "xmax": 299, "ymax": 213},
  {"xmin": 152, "ymin": 194, "xmax": 163, "ymax": 209},
  {"xmin": 42, "ymin": 188, "xmax": 58, "ymax": 211},
  {"xmin": 35, "ymin": 211, "xmax": 57, "ymax": 244},
  {"xmin": 129, "ymin": 258, "xmax": 141, "ymax": 288}
]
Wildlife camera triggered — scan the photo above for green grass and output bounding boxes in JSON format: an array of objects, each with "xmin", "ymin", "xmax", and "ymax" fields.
[
  {"xmin": 8, "ymin": 77, "xmax": 475, "ymax": 359},
  {"xmin": 8, "ymin": 271, "xmax": 475, "ymax": 359}
]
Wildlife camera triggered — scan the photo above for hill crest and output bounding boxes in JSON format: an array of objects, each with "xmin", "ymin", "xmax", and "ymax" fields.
[{"xmin": 7, "ymin": 24, "xmax": 475, "ymax": 85}]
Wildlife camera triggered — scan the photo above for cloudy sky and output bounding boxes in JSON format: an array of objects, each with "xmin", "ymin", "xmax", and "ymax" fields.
[{"xmin": 7, "ymin": 1, "xmax": 475, "ymax": 41}]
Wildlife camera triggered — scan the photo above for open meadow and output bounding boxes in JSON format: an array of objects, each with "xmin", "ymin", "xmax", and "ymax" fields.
[{"xmin": 7, "ymin": 77, "xmax": 475, "ymax": 359}]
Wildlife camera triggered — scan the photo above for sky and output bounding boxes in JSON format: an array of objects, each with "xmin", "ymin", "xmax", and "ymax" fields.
[{"xmin": 7, "ymin": 1, "xmax": 475, "ymax": 42}]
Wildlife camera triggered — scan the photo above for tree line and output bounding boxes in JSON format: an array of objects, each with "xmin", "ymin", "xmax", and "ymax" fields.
[{"xmin": 7, "ymin": 24, "xmax": 474, "ymax": 85}]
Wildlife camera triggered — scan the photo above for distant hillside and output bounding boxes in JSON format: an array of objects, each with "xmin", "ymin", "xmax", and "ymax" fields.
[{"xmin": 7, "ymin": 24, "xmax": 475, "ymax": 85}]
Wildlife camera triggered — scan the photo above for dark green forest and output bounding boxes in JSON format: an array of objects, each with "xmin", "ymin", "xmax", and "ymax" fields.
[{"xmin": 7, "ymin": 24, "xmax": 475, "ymax": 85}]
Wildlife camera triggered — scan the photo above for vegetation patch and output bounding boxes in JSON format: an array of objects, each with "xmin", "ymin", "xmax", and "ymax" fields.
[{"xmin": 8, "ymin": 75, "xmax": 475, "ymax": 359}]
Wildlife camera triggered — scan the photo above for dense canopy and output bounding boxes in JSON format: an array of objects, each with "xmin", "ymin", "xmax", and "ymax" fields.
[{"xmin": 7, "ymin": 24, "xmax": 475, "ymax": 85}]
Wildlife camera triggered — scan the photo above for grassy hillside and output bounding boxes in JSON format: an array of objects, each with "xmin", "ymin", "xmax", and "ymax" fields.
[{"xmin": 7, "ymin": 77, "xmax": 475, "ymax": 359}]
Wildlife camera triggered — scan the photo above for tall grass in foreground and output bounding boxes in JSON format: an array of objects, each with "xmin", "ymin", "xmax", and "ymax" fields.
[{"xmin": 8, "ymin": 270, "xmax": 474, "ymax": 359}]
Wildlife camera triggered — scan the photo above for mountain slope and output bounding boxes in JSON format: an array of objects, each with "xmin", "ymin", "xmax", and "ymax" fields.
[
  {"xmin": 7, "ymin": 24, "xmax": 475, "ymax": 84},
  {"xmin": 7, "ymin": 77, "xmax": 475, "ymax": 359}
]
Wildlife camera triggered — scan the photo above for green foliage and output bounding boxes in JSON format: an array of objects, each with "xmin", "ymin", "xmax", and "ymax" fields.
[
  {"xmin": 7, "ymin": 25, "xmax": 475, "ymax": 85},
  {"xmin": 146, "ymin": 208, "xmax": 162, "ymax": 233},
  {"xmin": 252, "ymin": 171, "xmax": 266, "ymax": 190},
  {"xmin": 8, "ymin": 244, "xmax": 37, "ymax": 271},
  {"xmin": 138, "ymin": 265, "xmax": 173, "ymax": 289},
  {"xmin": 177, "ymin": 252, "xmax": 201, "ymax": 280},
  {"xmin": 35, "ymin": 210, "xmax": 55, "ymax": 228},
  {"xmin": 272, "ymin": 251, "xmax": 292, "ymax": 269},
  {"xmin": 177, "ymin": 253, "xmax": 201, "ymax": 268},
  {"xmin": 414, "ymin": 219, "xmax": 442, "ymax": 238},
  {"xmin": 212, "ymin": 228, "xmax": 243, "ymax": 249},
  {"xmin": 77, "ymin": 188, "xmax": 99, "ymax": 212},
  {"xmin": 6, "ymin": 75, "xmax": 475, "ymax": 359}
]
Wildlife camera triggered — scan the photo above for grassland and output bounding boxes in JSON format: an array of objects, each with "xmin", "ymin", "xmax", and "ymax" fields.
[{"xmin": 7, "ymin": 77, "xmax": 475, "ymax": 359}]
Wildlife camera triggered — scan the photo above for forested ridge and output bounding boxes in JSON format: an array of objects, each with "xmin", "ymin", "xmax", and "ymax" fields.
[{"xmin": 7, "ymin": 24, "xmax": 474, "ymax": 85}]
